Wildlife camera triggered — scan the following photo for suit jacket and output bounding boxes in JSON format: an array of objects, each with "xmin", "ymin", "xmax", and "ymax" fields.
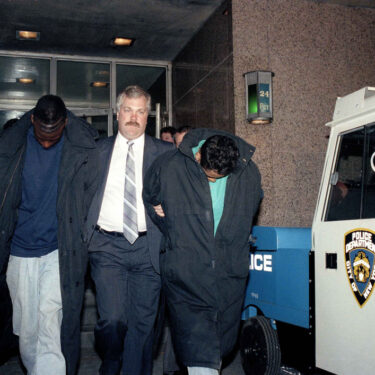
[{"xmin": 84, "ymin": 134, "xmax": 173, "ymax": 273}]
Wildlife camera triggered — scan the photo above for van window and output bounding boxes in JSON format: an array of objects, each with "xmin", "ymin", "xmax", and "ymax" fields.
[
  {"xmin": 363, "ymin": 125, "xmax": 375, "ymax": 218},
  {"xmin": 326, "ymin": 124, "xmax": 375, "ymax": 221}
]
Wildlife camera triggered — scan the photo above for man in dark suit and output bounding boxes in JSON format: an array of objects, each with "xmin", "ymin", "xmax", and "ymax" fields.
[{"xmin": 85, "ymin": 85, "xmax": 173, "ymax": 375}]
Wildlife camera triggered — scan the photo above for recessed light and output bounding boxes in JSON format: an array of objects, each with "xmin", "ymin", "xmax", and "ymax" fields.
[
  {"xmin": 17, "ymin": 78, "xmax": 35, "ymax": 84},
  {"xmin": 111, "ymin": 37, "xmax": 135, "ymax": 47},
  {"xmin": 90, "ymin": 81, "xmax": 109, "ymax": 88},
  {"xmin": 16, "ymin": 30, "xmax": 40, "ymax": 41},
  {"xmin": 95, "ymin": 70, "xmax": 110, "ymax": 76}
]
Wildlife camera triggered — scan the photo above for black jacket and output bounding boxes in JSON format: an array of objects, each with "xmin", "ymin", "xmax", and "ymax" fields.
[
  {"xmin": 143, "ymin": 128, "xmax": 262, "ymax": 369},
  {"xmin": 0, "ymin": 110, "xmax": 99, "ymax": 375},
  {"xmin": 84, "ymin": 134, "xmax": 174, "ymax": 274}
]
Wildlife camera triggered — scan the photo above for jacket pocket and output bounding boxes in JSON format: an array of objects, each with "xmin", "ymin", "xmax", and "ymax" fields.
[
  {"xmin": 170, "ymin": 205, "xmax": 211, "ymax": 248},
  {"xmin": 222, "ymin": 242, "xmax": 250, "ymax": 278}
]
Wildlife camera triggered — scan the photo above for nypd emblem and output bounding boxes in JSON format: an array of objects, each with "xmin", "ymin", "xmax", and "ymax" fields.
[{"xmin": 345, "ymin": 229, "xmax": 375, "ymax": 307}]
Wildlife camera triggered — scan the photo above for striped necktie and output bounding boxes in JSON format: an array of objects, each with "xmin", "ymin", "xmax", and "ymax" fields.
[{"xmin": 123, "ymin": 141, "xmax": 138, "ymax": 244}]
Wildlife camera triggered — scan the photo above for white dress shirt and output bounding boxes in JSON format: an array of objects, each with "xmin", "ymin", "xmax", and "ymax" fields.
[{"xmin": 97, "ymin": 132, "xmax": 147, "ymax": 233}]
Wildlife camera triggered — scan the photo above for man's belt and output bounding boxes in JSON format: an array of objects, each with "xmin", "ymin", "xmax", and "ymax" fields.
[{"xmin": 95, "ymin": 225, "xmax": 147, "ymax": 237}]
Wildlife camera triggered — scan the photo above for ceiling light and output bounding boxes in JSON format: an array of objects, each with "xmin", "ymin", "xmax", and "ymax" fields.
[
  {"xmin": 90, "ymin": 81, "xmax": 109, "ymax": 88},
  {"xmin": 95, "ymin": 70, "xmax": 110, "ymax": 76},
  {"xmin": 111, "ymin": 37, "xmax": 135, "ymax": 47},
  {"xmin": 17, "ymin": 78, "xmax": 35, "ymax": 84},
  {"xmin": 16, "ymin": 30, "xmax": 40, "ymax": 41}
]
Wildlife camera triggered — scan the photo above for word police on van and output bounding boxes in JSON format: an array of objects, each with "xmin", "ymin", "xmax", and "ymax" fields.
[{"xmin": 249, "ymin": 253, "xmax": 272, "ymax": 272}]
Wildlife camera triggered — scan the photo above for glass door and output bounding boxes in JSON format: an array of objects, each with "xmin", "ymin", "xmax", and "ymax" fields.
[
  {"xmin": 0, "ymin": 56, "xmax": 50, "ymax": 130},
  {"xmin": 0, "ymin": 53, "xmax": 171, "ymax": 137},
  {"xmin": 57, "ymin": 60, "xmax": 112, "ymax": 137},
  {"xmin": 116, "ymin": 64, "xmax": 167, "ymax": 137}
]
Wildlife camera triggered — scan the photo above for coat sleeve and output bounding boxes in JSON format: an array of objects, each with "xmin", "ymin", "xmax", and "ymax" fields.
[
  {"xmin": 143, "ymin": 154, "xmax": 168, "ymax": 234},
  {"xmin": 249, "ymin": 160, "xmax": 263, "ymax": 214}
]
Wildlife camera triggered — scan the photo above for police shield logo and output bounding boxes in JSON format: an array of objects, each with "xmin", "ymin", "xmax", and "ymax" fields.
[{"xmin": 345, "ymin": 229, "xmax": 375, "ymax": 307}]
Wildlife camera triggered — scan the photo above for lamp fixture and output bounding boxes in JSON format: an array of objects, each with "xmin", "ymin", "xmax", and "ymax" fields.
[
  {"xmin": 16, "ymin": 30, "xmax": 40, "ymax": 41},
  {"xmin": 95, "ymin": 70, "xmax": 110, "ymax": 76},
  {"xmin": 111, "ymin": 37, "xmax": 135, "ymax": 47},
  {"xmin": 90, "ymin": 81, "xmax": 109, "ymax": 88},
  {"xmin": 244, "ymin": 71, "xmax": 274, "ymax": 125},
  {"xmin": 17, "ymin": 78, "xmax": 35, "ymax": 84}
]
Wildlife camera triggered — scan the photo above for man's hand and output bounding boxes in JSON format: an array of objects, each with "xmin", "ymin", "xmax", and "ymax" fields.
[{"xmin": 153, "ymin": 204, "xmax": 165, "ymax": 217}]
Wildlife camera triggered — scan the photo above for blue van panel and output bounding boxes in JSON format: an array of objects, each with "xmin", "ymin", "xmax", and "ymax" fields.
[{"xmin": 242, "ymin": 226, "xmax": 312, "ymax": 329}]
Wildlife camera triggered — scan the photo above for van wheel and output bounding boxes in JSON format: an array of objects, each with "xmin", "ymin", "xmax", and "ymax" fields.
[{"xmin": 240, "ymin": 316, "xmax": 281, "ymax": 375}]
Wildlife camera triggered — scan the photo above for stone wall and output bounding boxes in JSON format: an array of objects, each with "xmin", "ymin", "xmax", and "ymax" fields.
[
  {"xmin": 172, "ymin": 0, "xmax": 234, "ymax": 133},
  {"xmin": 173, "ymin": 0, "xmax": 375, "ymax": 227},
  {"xmin": 232, "ymin": 0, "xmax": 375, "ymax": 226}
]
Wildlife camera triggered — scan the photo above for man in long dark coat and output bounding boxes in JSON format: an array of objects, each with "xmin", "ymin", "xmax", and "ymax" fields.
[
  {"xmin": 143, "ymin": 128, "xmax": 262, "ymax": 375},
  {"xmin": 0, "ymin": 95, "xmax": 99, "ymax": 375}
]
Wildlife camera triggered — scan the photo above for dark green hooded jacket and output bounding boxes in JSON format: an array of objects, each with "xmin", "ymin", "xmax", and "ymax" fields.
[{"xmin": 143, "ymin": 128, "xmax": 262, "ymax": 369}]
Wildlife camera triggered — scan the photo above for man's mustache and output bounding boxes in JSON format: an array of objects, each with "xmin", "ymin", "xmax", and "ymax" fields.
[{"xmin": 125, "ymin": 121, "xmax": 140, "ymax": 127}]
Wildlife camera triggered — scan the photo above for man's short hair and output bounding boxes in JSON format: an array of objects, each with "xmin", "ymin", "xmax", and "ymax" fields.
[
  {"xmin": 200, "ymin": 135, "xmax": 239, "ymax": 176},
  {"xmin": 33, "ymin": 95, "xmax": 67, "ymax": 124},
  {"xmin": 116, "ymin": 85, "xmax": 151, "ymax": 112},
  {"xmin": 160, "ymin": 126, "xmax": 176, "ymax": 136},
  {"xmin": 176, "ymin": 125, "xmax": 193, "ymax": 134}
]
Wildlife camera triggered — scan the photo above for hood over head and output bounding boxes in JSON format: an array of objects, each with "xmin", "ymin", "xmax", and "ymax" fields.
[
  {"xmin": 179, "ymin": 128, "xmax": 256, "ymax": 167},
  {"xmin": 0, "ymin": 109, "xmax": 98, "ymax": 156}
]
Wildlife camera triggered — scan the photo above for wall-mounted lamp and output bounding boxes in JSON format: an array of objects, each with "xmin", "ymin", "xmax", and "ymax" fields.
[{"xmin": 244, "ymin": 70, "xmax": 274, "ymax": 124}]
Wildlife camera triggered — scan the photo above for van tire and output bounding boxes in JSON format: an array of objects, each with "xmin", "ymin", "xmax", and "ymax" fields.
[{"xmin": 240, "ymin": 315, "xmax": 281, "ymax": 375}]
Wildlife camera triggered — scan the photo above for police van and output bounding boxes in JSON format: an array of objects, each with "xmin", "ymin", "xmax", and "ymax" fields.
[{"xmin": 240, "ymin": 87, "xmax": 375, "ymax": 375}]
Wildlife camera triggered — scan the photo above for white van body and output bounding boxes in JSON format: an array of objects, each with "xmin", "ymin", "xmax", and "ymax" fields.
[{"xmin": 313, "ymin": 87, "xmax": 375, "ymax": 375}]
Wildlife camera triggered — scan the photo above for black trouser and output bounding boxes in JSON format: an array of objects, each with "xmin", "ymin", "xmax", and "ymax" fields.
[{"xmin": 89, "ymin": 230, "xmax": 161, "ymax": 375}]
